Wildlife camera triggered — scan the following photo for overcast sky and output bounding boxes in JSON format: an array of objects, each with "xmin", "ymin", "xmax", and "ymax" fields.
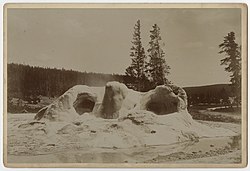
[{"xmin": 7, "ymin": 8, "xmax": 241, "ymax": 87}]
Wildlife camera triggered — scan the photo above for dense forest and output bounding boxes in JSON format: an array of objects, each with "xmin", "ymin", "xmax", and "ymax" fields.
[
  {"xmin": 184, "ymin": 84, "xmax": 233, "ymax": 105},
  {"xmin": 7, "ymin": 63, "xmax": 134, "ymax": 100},
  {"xmin": 7, "ymin": 63, "xmax": 232, "ymax": 106}
]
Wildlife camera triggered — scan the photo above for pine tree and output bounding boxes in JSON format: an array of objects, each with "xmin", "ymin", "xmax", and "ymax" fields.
[
  {"xmin": 125, "ymin": 20, "xmax": 147, "ymax": 91},
  {"xmin": 219, "ymin": 32, "xmax": 241, "ymax": 107},
  {"xmin": 147, "ymin": 24, "xmax": 170, "ymax": 87}
]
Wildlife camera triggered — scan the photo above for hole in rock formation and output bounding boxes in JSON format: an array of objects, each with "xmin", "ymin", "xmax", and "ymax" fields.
[
  {"xmin": 73, "ymin": 93, "xmax": 96, "ymax": 115},
  {"xmin": 141, "ymin": 85, "xmax": 182, "ymax": 115}
]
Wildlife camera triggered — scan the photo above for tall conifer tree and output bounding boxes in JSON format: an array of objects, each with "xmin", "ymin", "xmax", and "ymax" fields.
[
  {"xmin": 219, "ymin": 31, "xmax": 241, "ymax": 106},
  {"xmin": 125, "ymin": 20, "xmax": 147, "ymax": 91},
  {"xmin": 147, "ymin": 24, "xmax": 170, "ymax": 87}
]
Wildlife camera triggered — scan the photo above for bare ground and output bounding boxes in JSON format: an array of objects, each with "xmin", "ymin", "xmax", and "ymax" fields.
[{"xmin": 7, "ymin": 112, "xmax": 241, "ymax": 164}]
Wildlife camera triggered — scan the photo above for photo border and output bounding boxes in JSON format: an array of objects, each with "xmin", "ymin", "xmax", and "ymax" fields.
[{"xmin": 3, "ymin": 3, "xmax": 248, "ymax": 168}]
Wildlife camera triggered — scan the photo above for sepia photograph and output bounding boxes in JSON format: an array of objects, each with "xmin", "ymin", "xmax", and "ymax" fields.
[{"xmin": 3, "ymin": 3, "xmax": 247, "ymax": 168}]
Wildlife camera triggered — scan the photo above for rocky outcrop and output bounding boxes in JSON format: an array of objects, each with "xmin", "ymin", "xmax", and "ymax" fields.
[
  {"xmin": 34, "ymin": 82, "xmax": 188, "ymax": 121},
  {"xmin": 140, "ymin": 85, "xmax": 188, "ymax": 115},
  {"xmin": 34, "ymin": 85, "xmax": 98, "ymax": 121},
  {"xmin": 97, "ymin": 82, "xmax": 128, "ymax": 119}
]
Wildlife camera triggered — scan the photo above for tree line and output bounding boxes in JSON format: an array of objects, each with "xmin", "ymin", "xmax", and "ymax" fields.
[
  {"xmin": 7, "ymin": 63, "xmax": 129, "ymax": 101},
  {"xmin": 7, "ymin": 63, "xmax": 234, "ymax": 107},
  {"xmin": 184, "ymin": 84, "xmax": 232, "ymax": 106}
]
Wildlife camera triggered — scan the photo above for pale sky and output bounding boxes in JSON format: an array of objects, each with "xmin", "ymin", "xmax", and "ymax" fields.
[{"xmin": 7, "ymin": 8, "xmax": 241, "ymax": 87}]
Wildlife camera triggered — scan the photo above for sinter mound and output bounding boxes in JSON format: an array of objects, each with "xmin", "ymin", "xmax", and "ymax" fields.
[{"xmin": 22, "ymin": 81, "xmax": 238, "ymax": 149}]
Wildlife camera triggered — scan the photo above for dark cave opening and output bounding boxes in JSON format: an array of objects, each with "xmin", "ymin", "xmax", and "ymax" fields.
[{"xmin": 73, "ymin": 93, "xmax": 96, "ymax": 115}]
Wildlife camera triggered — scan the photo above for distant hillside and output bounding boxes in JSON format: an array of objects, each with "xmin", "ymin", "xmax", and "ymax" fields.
[
  {"xmin": 183, "ymin": 84, "xmax": 233, "ymax": 105},
  {"xmin": 7, "ymin": 63, "xmax": 131, "ymax": 99},
  {"xmin": 184, "ymin": 84, "xmax": 232, "ymax": 95}
]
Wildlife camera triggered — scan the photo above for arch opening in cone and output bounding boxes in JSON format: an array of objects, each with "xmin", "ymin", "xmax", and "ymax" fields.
[{"xmin": 73, "ymin": 93, "xmax": 97, "ymax": 115}]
